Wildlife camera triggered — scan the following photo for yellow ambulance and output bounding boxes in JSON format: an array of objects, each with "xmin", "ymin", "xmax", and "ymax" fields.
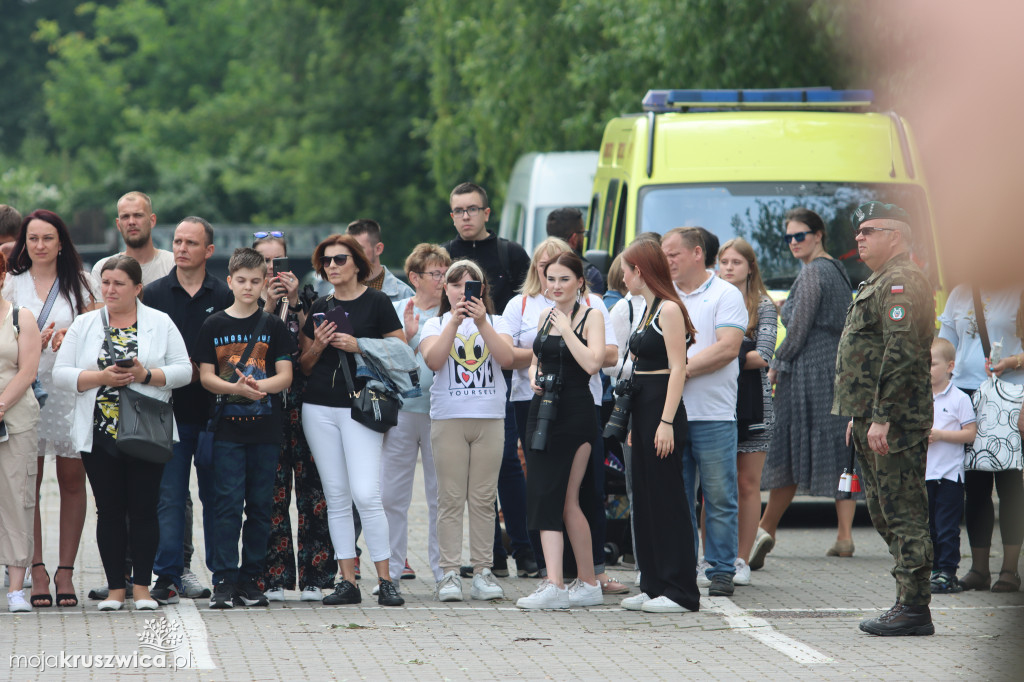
[{"xmin": 584, "ymin": 88, "xmax": 941, "ymax": 294}]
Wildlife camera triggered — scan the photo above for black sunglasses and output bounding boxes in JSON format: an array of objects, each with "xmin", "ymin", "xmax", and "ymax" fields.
[
  {"xmin": 853, "ymin": 226, "xmax": 897, "ymax": 238},
  {"xmin": 320, "ymin": 254, "xmax": 351, "ymax": 267},
  {"xmin": 783, "ymin": 231, "xmax": 814, "ymax": 244}
]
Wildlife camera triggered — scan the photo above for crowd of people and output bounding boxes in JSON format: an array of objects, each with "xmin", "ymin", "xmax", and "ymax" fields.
[{"xmin": 0, "ymin": 188, "xmax": 1021, "ymax": 636}]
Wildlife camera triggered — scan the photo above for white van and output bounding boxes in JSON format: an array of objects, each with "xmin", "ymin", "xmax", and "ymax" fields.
[{"xmin": 499, "ymin": 151, "xmax": 599, "ymax": 252}]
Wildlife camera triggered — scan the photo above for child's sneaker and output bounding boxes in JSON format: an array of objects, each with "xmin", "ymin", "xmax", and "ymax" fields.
[
  {"xmin": 234, "ymin": 580, "xmax": 269, "ymax": 607},
  {"xmin": 7, "ymin": 590, "xmax": 32, "ymax": 613},
  {"xmin": 931, "ymin": 571, "xmax": 964, "ymax": 594}
]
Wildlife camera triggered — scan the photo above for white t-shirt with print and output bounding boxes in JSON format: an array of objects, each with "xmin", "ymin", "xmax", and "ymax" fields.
[
  {"xmin": 501, "ymin": 293, "xmax": 617, "ymax": 405},
  {"xmin": 927, "ymin": 382, "xmax": 976, "ymax": 482},
  {"xmin": 676, "ymin": 273, "xmax": 748, "ymax": 421},
  {"xmin": 420, "ymin": 313, "xmax": 511, "ymax": 421}
]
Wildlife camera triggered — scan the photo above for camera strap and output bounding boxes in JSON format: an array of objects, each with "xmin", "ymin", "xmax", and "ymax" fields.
[
  {"xmin": 618, "ymin": 297, "xmax": 661, "ymax": 386},
  {"xmin": 537, "ymin": 301, "xmax": 580, "ymax": 381}
]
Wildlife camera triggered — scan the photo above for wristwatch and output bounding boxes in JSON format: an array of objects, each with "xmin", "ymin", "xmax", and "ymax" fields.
[
  {"xmin": 289, "ymin": 301, "xmax": 304, "ymax": 313},
  {"xmin": 142, "ymin": 369, "xmax": 152, "ymax": 385}
]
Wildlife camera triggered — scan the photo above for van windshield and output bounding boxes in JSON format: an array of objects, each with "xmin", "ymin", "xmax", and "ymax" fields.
[{"xmin": 637, "ymin": 182, "xmax": 935, "ymax": 290}]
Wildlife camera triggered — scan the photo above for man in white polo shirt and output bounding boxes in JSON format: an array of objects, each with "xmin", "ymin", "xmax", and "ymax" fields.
[{"xmin": 661, "ymin": 227, "xmax": 747, "ymax": 597}]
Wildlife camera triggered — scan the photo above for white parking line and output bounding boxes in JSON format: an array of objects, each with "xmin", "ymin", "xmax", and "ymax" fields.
[
  {"xmin": 702, "ymin": 597, "xmax": 833, "ymax": 666},
  {"xmin": 163, "ymin": 600, "xmax": 216, "ymax": 670}
]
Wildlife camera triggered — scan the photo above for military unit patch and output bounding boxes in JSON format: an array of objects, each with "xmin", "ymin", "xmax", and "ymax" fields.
[{"xmin": 888, "ymin": 305, "xmax": 906, "ymax": 321}]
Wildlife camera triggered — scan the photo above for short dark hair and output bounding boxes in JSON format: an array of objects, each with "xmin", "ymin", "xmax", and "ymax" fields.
[
  {"xmin": 179, "ymin": 216, "xmax": 214, "ymax": 246},
  {"xmin": 785, "ymin": 207, "xmax": 827, "ymax": 246},
  {"xmin": 346, "ymin": 219, "xmax": 382, "ymax": 245},
  {"xmin": 0, "ymin": 205, "xmax": 21, "ymax": 239},
  {"xmin": 228, "ymin": 247, "xmax": 268, "ymax": 276},
  {"xmin": 100, "ymin": 254, "xmax": 144, "ymax": 289},
  {"xmin": 312, "ymin": 234, "xmax": 372, "ymax": 282},
  {"xmin": 695, "ymin": 227, "xmax": 719, "ymax": 267},
  {"xmin": 450, "ymin": 182, "xmax": 489, "ymax": 208},
  {"xmin": 546, "ymin": 207, "xmax": 584, "ymax": 241}
]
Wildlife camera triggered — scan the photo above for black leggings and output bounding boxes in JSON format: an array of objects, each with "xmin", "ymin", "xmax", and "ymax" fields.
[
  {"xmin": 81, "ymin": 430, "xmax": 165, "ymax": 589},
  {"xmin": 964, "ymin": 469, "xmax": 1024, "ymax": 548}
]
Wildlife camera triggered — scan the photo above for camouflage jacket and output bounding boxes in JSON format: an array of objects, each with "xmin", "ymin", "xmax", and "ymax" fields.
[{"xmin": 832, "ymin": 252, "xmax": 934, "ymax": 449}]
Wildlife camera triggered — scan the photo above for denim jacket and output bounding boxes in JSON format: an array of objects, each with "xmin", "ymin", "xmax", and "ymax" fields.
[{"xmin": 355, "ymin": 336, "xmax": 422, "ymax": 400}]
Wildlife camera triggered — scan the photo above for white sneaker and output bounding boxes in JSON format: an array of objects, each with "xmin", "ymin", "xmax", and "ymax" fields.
[
  {"xmin": 641, "ymin": 595, "xmax": 686, "ymax": 613},
  {"xmin": 436, "ymin": 571, "xmax": 463, "ymax": 602},
  {"xmin": 7, "ymin": 590, "xmax": 32, "ymax": 613},
  {"xmin": 266, "ymin": 587, "xmax": 286, "ymax": 602},
  {"xmin": 567, "ymin": 579, "xmax": 603, "ymax": 607},
  {"xmin": 300, "ymin": 587, "xmax": 323, "ymax": 601},
  {"xmin": 470, "ymin": 569, "xmax": 504, "ymax": 601},
  {"xmin": 515, "ymin": 581, "xmax": 569, "ymax": 610},
  {"xmin": 634, "ymin": 571, "xmax": 641, "ymax": 587},
  {"xmin": 371, "ymin": 583, "xmax": 402, "ymax": 596},
  {"xmin": 696, "ymin": 558, "xmax": 712, "ymax": 587},
  {"xmin": 734, "ymin": 558, "xmax": 751, "ymax": 586},
  {"xmin": 621, "ymin": 592, "xmax": 651, "ymax": 611}
]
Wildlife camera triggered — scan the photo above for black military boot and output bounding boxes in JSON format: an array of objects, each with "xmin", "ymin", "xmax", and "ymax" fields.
[{"xmin": 859, "ymin": 601, "xmax": 935, "ymax": 636}]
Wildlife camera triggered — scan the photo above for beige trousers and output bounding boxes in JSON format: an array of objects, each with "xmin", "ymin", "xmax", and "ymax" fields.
[
  {"xmin": 0, "ymin": 428, "xmax": 39, "ymax": 567},
  {"xmin": 430, "ymin": 418, "xmax": 504, "ymax": 575}
]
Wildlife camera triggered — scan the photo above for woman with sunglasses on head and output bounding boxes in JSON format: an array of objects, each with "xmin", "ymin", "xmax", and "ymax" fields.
[
  {"xmin": 377, "ymin": 244, "xmax": 451, "ymax": 593},
  {"xmin": 298, "ymin": 235, "xmax": 406, "ymax": 607},
  {"xmin": 420, "ymin": 260, "xmax": 515, "ymax": 602},
  {"xmin": 251, "ymin": 232, "xmax": 333, "ymax": 603},
  {"xmin": 2, "ymin": 209, "xmax": 101, "ymax": 608},
  {"xmin": 753, "ymin": 207, "xmax": 857, "ymax": 570},
  {"xmin": 515, "ymin": 252, "xmax": 606, "ymax": 610}
]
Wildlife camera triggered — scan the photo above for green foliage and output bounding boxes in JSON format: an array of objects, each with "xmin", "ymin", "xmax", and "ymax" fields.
[{"xmin": 3, "ymin": 0, "xmax": 862, "ymax": 261}]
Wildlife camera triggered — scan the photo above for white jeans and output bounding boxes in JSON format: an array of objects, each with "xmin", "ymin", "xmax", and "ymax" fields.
[
  {"xmin": 381, "ymin": 411, "xmax": 441, "ymax": 582},
  {"xmin": 302, "ymin": 403, "xmax": 390, "ymax": 563}
]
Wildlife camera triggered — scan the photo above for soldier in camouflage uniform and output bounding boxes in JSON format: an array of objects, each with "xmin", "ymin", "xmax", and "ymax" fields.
[{"xmin": 832, "ymin": 201, "xmax": 936, "ymax": 636}]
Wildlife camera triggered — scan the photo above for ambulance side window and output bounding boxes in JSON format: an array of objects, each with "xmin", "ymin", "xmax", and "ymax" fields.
[
  {"xmin": 613, "ymin": 182, "xmax": 628, "ymax": 256},
  {"xmin": 601, "ymin": 180, "xmax": 619, "ymax": 250}
]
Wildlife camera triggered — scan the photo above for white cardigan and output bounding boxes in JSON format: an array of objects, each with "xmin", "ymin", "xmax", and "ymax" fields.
[{"xmin": 52, "ymin": 302, "xmax": 192, "ymax": 454}]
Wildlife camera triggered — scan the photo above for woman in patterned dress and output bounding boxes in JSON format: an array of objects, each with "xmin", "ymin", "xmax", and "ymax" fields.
[{"xmin": 753, "ymin": 208, "xmax": 857, "ymax": 569}]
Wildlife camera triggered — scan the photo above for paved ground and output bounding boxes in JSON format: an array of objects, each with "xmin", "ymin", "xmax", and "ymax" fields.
[{"xmin": 3, "ymin": 462, "xmax": 1023, "ymax": 681}]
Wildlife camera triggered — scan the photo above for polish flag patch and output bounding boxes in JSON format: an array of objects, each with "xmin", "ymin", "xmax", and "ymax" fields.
[{"xmin": 891, "ymin": 285, "xmax": 904, "ymax": 294}]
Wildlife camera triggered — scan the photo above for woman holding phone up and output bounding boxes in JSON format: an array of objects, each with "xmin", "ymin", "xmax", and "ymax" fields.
[
  {"xmin": 298, "ymin": 234, "xmax": 405, "ymax": 607},
  {"xmin": 420, "ymin": 260, "xmax": 514, "ymax": 602}
]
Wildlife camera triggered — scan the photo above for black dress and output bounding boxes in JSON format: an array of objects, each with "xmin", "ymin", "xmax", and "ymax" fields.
[
  {"xmin": 525, "ymin": 309, "xmax": 598, "ymax": 531},
  {"xmin": 628, "ymin": 305, "xmax": 700, "ymax": 611}
]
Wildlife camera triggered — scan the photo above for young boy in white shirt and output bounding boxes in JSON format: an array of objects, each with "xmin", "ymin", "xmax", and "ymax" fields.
[{"xmin": 926, "ymin": 338, "xmax": 977, "ymax": 594}]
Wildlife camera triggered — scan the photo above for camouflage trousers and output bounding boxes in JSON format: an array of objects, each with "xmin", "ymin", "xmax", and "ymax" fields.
[{"xmin": 852, "ymin": 419, "xmax": 933, "ymax": 605}]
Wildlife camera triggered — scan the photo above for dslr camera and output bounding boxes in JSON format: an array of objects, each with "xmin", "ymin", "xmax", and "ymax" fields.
[
  {"xmin": 530, "ymin": 373, "xmax": 561, "ymax": 451},
  {"xmin": 602, "ymin": 379, "xmax": 638, "ymax": 443}
]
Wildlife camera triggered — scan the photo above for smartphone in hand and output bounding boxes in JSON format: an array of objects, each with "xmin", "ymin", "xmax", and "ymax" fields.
[
  {"xmin": 114, "ymin": 358, "xmax": 135, "ymax": 368},
  {"xmin": 273, "ymin": 256, "xmax": 290, "ymax": 274},
  {"xmin": 464, "ymin": 280, "xmax": 482, "ymax": 303}
]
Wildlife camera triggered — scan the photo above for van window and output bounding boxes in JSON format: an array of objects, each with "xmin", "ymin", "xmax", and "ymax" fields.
[
  {"xmin": 613, "ymin": 183, "xmax": 628, "ymax": 256},
  {"xmin": 600, "ymin": 180, "xmax": 620, "ymax": 250},
  {"xmin": 635, "ymin": 182, "xmax": 935, "ymax": 290},
  {"xmin": 587, "ymin": 194, "xmax": 600, "ymax": 245}
]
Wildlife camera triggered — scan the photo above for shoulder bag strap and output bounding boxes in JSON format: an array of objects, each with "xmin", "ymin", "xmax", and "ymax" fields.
[
  {"xmin": 972, "ymin": 287, "xmax": 992, "ymax": 359},
  {"xmin": 37, "ymin": 278, "xmax": 60, "ymax": 330},
  {"xmin": 100, "ymin": 309, "xmax": 117, "ymax": 360},
  {"xmin": 12, "ymin": 305, "xmax": 18, "ymax": 335}
]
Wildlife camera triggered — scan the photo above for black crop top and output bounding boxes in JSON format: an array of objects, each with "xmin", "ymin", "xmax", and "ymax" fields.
[{"xmin": 629, "ymin": 305, "xmax": 670, "ymax": 371}]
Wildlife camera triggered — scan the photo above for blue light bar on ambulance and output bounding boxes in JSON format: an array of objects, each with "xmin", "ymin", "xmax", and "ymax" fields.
[{"xmin": 642, "ymin": 88, "xmax": 874, "ymax": 112}]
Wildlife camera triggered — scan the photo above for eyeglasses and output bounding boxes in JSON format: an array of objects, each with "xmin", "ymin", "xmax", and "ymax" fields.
[
  {"xmin": 320, "ymin": 254, "xmax": 351, "ymax": 267},
  {"xmin": 451, "ymin": 206, "xmax": 484, "ymax": 217},
  {"xmin": 253, "ymin": 231, "xmax": 284, "ymax": 239},
  {"xmin": 783, "ymin": 231, "xmax": 814, "ymax": 244},
  {"xmin": 853, "ymin": 226, "xmax": 897, "ymax": 238},
  {"xmin": 415, "ymin": 271, "xmax": 446, "ymax": 281}
]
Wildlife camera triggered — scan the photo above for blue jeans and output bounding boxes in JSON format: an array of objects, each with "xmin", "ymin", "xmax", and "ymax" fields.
[
  {"xmin": 682, "ymin": 420, "xmax": 738, "ymax": 578},
  {"xmin": 153, "ymin": 422, "xmax": 210, "ymax": 589},
  {"xmin": 492, "ymin": 376, "xmax": 532, "ymax": 561},
  {"xmin": 204, "ymin": 440, "xmax": 279, "ymax": 585}
]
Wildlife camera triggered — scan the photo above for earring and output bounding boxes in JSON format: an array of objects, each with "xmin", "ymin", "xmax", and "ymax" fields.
[{"xmin": 576, "ymin": 289, "xmax": 583, "ymax": 303}]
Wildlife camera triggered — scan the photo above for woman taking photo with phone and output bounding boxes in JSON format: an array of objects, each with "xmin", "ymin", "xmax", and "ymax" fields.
[
  {"xmin": 299, "ymin": 234, "xmax": 405, "ymax": 607},
  {"xmin": 617, "ymin": 240, "xmax": 700, "ymax": 614},
  {"xmin": 2, "ymin": 209, "xmax": 100, "ymax": 608},
  {"xmin": 516, "ymin": 252, "xmax": 606, "ymax": 610},
  {"xmin": 0, "ymin": 250, "xmax": 42, "ymax": 612},
  {"xmin": 420, "ymin": 260, "xmax": 514, "ymax": 602},
  {"xmin": 53, "ymin": 255, "xmax": 191, "ymax": 611}
]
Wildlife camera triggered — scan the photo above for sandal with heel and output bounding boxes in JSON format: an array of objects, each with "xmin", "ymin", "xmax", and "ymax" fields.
[
  {"xmin": 991, "ymin": 570, "xmax": 1021, "ymax": 593},
  {"xmin": 54, "ymin": 566, "xmax": 78, "ymax": 607},
  {"xmin": 30, "ymin": 563, "xmax": 52, "ymax": 607}
]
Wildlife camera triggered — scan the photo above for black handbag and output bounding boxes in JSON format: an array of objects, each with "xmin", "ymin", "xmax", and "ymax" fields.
[
  {"xmin": 195, "ymin": 312, "xmax": 269, "ymax": 468},
  {"xmin": 338, "ymin": 346, "xmax": 399, "ymax": 433},
  {"xmin": 102, "ymin": 311, "xmax": 174, "ymax": 464}
]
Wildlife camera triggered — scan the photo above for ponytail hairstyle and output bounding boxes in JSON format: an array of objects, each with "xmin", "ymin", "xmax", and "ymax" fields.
[{"xmin": 620, "ymin": 239, "xmax": 696, "ymax": 347}]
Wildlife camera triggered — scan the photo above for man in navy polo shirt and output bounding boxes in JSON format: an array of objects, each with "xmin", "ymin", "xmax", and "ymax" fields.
[{"xmin": 144, "ymin": 216, "xmax": 233, "ymax": 603}]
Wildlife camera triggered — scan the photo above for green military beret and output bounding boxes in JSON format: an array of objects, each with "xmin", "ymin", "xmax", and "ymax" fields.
[{"xmin": 851, "ymin": 201, "xmax": 909, "ymax": 228}]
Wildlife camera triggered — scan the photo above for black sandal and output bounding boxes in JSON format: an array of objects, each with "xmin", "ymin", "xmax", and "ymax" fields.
[
  {"xmin": 54, "ymin": 565, "xmax": 79, "ymax": 607},
  {"xmin": 30, "ymin": 563, "xmax": 53, "ymax": 607},
  {"xmin": 958, "ymin": 568, "xmax": 991, "ymax": 591},
  {"xmin": 991, "ymin": 570, "xmax": 1021, "ymax": 593}
]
